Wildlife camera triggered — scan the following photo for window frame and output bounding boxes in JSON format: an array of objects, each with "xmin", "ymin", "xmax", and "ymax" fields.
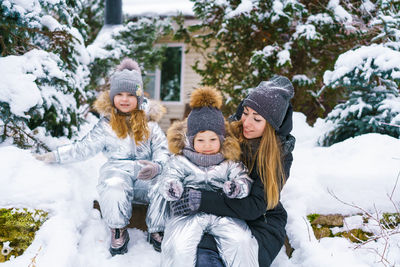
[{"xmin": 152, "ymin": 43, "xmax": 185, "ymax": 104}]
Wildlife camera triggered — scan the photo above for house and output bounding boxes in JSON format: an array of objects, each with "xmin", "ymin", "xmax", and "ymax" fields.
[
  {"xmin": 138, "ymin": 20, "xmax": 204, "ymax": 131},
  {"xmin": 107, "ymin": 0, "xmax": 205, "ymax": 131}
]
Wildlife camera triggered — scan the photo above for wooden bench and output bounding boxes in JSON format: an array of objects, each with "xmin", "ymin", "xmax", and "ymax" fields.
[{"xmin": 93, "ymin": 200, "xmax": 148, "ymax": 231}]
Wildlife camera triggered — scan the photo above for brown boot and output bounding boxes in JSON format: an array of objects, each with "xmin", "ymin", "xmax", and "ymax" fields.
[{"xmin": 109, "ymin": 227, "xmax": 129, "ymax": 256}]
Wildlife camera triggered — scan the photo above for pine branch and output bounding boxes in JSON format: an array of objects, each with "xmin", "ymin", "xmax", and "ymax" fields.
[{"xmin": 4, "ymin": 124, "xmax": 51, "ymax": 152}]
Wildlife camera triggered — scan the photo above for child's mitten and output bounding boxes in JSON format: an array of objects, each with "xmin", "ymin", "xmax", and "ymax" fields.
[
  {"xmin": 137, "ymin": 160, "xmax": 160, "ymax": 180},
  {"xmin": 170, "ymin": 189, "xmax": 202, "ymax": 217},
  {"xmin": 223, "ymin": 180, "xmax": 241, "ymax": 198},
  {"xmin": 164, "ymin": 180, "xmax": 184, "ymax": 201},
  {"xmin": 34, "ymin": 152, "xmax": 56, "ymax": 163}
]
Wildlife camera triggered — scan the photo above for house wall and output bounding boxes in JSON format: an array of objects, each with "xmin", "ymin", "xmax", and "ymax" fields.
[{"xmin": 155, "ymin": 20, "xmax": 205, "ymax": 132}]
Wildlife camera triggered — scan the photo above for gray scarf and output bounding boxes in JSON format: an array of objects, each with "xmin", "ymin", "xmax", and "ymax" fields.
[{"xmin": 182, "ymin": 147, "xmax": 225, "ymax": 167}]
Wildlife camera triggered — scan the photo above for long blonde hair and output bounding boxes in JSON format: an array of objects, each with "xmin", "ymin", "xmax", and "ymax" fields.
[
  {"xmin": 110, "ymin": 108, "xmax": 150, "ymax": 144},
  {"xmin": 232, "ymin": 120, "xmax": 285, "ymax": 210}
]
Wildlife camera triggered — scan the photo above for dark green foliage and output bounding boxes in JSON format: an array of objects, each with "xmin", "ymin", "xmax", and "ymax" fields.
[
  {"xmin": 0, "ymin": 1, "xmax": 172, "ymax": 150},
  {"xmin": 79, "ymin": 0, "xmax": 105, "ymax": 45},
  {"xmin": 0, "ymin": 208, "xmax": 48, "ymax": 262},
  {"xmin": 319, "ymin": 84, "xmax": 400, "ymax": 146},
  {"xmin": 0, "ymin": 0, "xmax": 92, "ymax": 150},
  {"xmin": 174, "ymin": 0, "xmax": 372, "ymax": 120},
  {"xmin": 319, "ymin": 0, "xmax": 400, "ymax": 145},
  {"xmin": 86, "ymin": 17, "xmax": 172, "ymax": 96},
  {"xmin": 307, "ymin": 213, "xmax": 320, "ymax": 223},
  {"xmin": 160, "ymin": 47, "xmax": 182, "ymax": 101}
]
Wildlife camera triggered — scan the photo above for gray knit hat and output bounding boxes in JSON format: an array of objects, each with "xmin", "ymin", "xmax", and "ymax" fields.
[
  {"xmin": 187, "ymin": 87, "xmax": 226, "ymax": 140},
  {"xmin": 109, "ymin": 58, "xmax": 144, "ymax": 109},
  {"xmin": 243, "ymin": 76, "xmax": 294, "ymax": 131}
]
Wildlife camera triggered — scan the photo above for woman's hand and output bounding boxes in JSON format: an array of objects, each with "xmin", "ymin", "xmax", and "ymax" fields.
[
  {"xmin": 170, "ymin": 189, "xmax": 202, "ymax": 217},
  {"xmin": 137, "ymin": 160, "xmax": 160, "ymax": 180},
  {"xmin": 34, "ymin": 152, "xmax": 56, "ymax": 163}
]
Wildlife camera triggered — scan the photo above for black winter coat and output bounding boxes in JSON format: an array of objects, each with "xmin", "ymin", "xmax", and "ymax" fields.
[
  {"xmin": 197, "ymin": 103, "xmax": 295, "ymax": 266},
  {"xmin": 197, "ymin": 166, "xmax": 288, "ymax": 266}
]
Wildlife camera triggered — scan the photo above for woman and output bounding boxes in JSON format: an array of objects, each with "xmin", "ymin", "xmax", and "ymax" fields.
[{"xmin": 170, "ymin": 76, "xmax": 296, "ymax": 266}]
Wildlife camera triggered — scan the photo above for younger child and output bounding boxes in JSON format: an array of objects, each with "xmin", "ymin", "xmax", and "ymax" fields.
[
  {"xmin": 35, "ymin": 58, "xmax": 169, "ymax": 256},
  {"xmin": 158, "ymin": 87, "xmax": 259, "ymax": 267}
]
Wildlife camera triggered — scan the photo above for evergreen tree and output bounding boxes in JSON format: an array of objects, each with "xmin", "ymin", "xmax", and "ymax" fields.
[
  {"xmin": 0, "ymin": 0, "xmax": 92, "ymax": 149},
  {"xmin": 0, "ymin": 1, "xmax": 172, "ymax": 150},
  {"xmin": 320, "ymin": 0, "xmax": 400, "ymax": 146}
]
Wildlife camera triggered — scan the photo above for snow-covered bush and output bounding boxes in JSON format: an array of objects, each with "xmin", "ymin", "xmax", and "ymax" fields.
[
  {"xmin": 0, "ymin": 0, "xmax": 172, "ymax": 150},
  {"xmin": 319, "ymin": 1, "xmax": 400, "ymax": 146},
  {"xmin": 0, "ymin": 0, "xmax": 92, "ymax": 149}
]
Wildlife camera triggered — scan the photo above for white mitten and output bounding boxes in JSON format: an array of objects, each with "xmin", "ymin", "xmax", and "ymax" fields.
[
  {"xmin": 137, "ymin": 160, "xmax": 160, "ymax": 180},
  {"xmin": 34, "ymin": 152, "xmax": 56, "ymax": 163},
  {"xmin": 223, "ymin": 180, "xmax": 241, "ymax": 199},
  {"xmin": 163, "ymin": 180, "xmax": 184, "ymax": 201}
]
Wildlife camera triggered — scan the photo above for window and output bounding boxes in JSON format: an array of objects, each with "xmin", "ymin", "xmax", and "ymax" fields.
[{"xmin": 143, "ymin": 44, "xmax": 183, "ymax": 102}]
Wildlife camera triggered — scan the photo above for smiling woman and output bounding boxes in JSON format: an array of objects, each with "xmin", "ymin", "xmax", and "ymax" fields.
[{"xmin": 241, "ymin": 106, "xmax": 267, "ymax": 139}]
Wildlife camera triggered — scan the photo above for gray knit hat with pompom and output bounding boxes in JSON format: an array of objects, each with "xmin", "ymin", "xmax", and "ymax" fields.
[
  {"xmin": 110, "ymin": 58, "xmax": 144, "ymax": 109},
  {"xmin": 243, "ymin": 76, "xmax": 294, "ymax": 131},
  {"xmin": 187, "ymin": 87, "xmax": 226, "ymax": 146}
]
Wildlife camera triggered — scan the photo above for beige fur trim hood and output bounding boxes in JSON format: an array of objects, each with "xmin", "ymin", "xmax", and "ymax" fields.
[{"xmin": 167, "ymin": 119, "xmax": 241, "ymax": 161}]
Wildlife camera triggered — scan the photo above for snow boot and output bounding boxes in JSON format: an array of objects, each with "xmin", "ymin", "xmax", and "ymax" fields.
[
  {"xmin": 147, "ymin": 232, "xmax": 163, "ymax": 252},
  {"xmin": 109, "ymin": 227, "xmax": 130, "ymax": 256}
]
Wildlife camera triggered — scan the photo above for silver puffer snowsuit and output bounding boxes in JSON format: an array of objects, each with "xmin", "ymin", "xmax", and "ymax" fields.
[
  {"xmin": 158, "ymin": 120, "xmax": 259, "ymax": 267},
  {"xmin": 54, "ymin": 91, "xmax": 169, "ymax": 230}
]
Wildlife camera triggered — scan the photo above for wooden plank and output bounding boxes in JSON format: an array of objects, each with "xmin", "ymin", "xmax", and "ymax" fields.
[{"xmin": 93, "ymin": 200, "xmax": 148, "ymax": 231}]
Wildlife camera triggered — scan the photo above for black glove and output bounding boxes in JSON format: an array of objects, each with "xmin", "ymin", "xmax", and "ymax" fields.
[{"xmin": 170, "ymin": 188, "xmax": 202, "ymax": 217}]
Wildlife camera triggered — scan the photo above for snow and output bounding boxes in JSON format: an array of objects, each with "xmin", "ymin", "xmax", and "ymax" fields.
[
  {"xmin": 323, "ymin": 44, "xmax": 400, "ymax": 85},
  {"xmin": 40, "ymin": 15, "xmax": 61, "ymax": 31},
  {"xmin": 293, "ymin": 24, "xmax": 321, "ymax": 41},
  {"xmin": 225, "ymin": 0, "xmax": 253, "ymax": 18},
  {"xmin": 0, "ymin": 110, "xmax": 399, "ymax": 266},
  {"xmin": 328, "ymin": 0, "xmax": 353, "ymax": 24},
  {"xmin": 0, "ymin": 50, "xmax": 54, "ymax": 117},
  {"xmin": 307, "ymin": 13, "xmax": 334, "ymax": 25},
  {"xmin": 1, "ymin": 0, "xmax": 400, "ymax": 265}
]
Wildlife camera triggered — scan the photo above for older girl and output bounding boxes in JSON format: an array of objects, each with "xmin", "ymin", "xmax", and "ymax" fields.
[{"xmin": 35, "ymin": 58, "xmax": 169, "ymax": 256}]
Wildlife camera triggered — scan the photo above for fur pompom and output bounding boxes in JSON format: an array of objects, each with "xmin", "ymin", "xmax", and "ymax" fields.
[
  {"xmin": 189, "ymin": 86, "xmax": 223, "ymax": 109},
  {"xmin": 116, "ymin": 58, "xmax": 141, "ymax": 74},
  {"xmin": 147, "ymin": 100, "xmax": 167, "ymax": 122}
]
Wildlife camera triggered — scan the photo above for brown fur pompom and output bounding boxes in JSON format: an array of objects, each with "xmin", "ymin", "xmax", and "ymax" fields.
[{"xmin": 189, "ymin": 86, "xmax": 223, "ymax": 109}]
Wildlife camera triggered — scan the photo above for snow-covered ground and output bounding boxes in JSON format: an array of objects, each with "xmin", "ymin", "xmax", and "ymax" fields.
[{"xmin": 0, "ymin": 112, "xmax": 399, "ymax": 267}]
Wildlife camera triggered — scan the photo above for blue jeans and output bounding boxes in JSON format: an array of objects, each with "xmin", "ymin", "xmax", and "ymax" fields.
[{"xmin": 196, "ymin": 248, "xmax": 225, "ymax": 267}]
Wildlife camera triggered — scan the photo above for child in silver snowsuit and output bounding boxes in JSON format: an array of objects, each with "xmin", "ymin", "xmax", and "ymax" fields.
[
  {"xmin": 35, "ymin": 58, "xmax": 169, "ymax": 256},
  {"xmin": 158, "ymin": 87, "xmax": 259, "ymax": 267}
]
